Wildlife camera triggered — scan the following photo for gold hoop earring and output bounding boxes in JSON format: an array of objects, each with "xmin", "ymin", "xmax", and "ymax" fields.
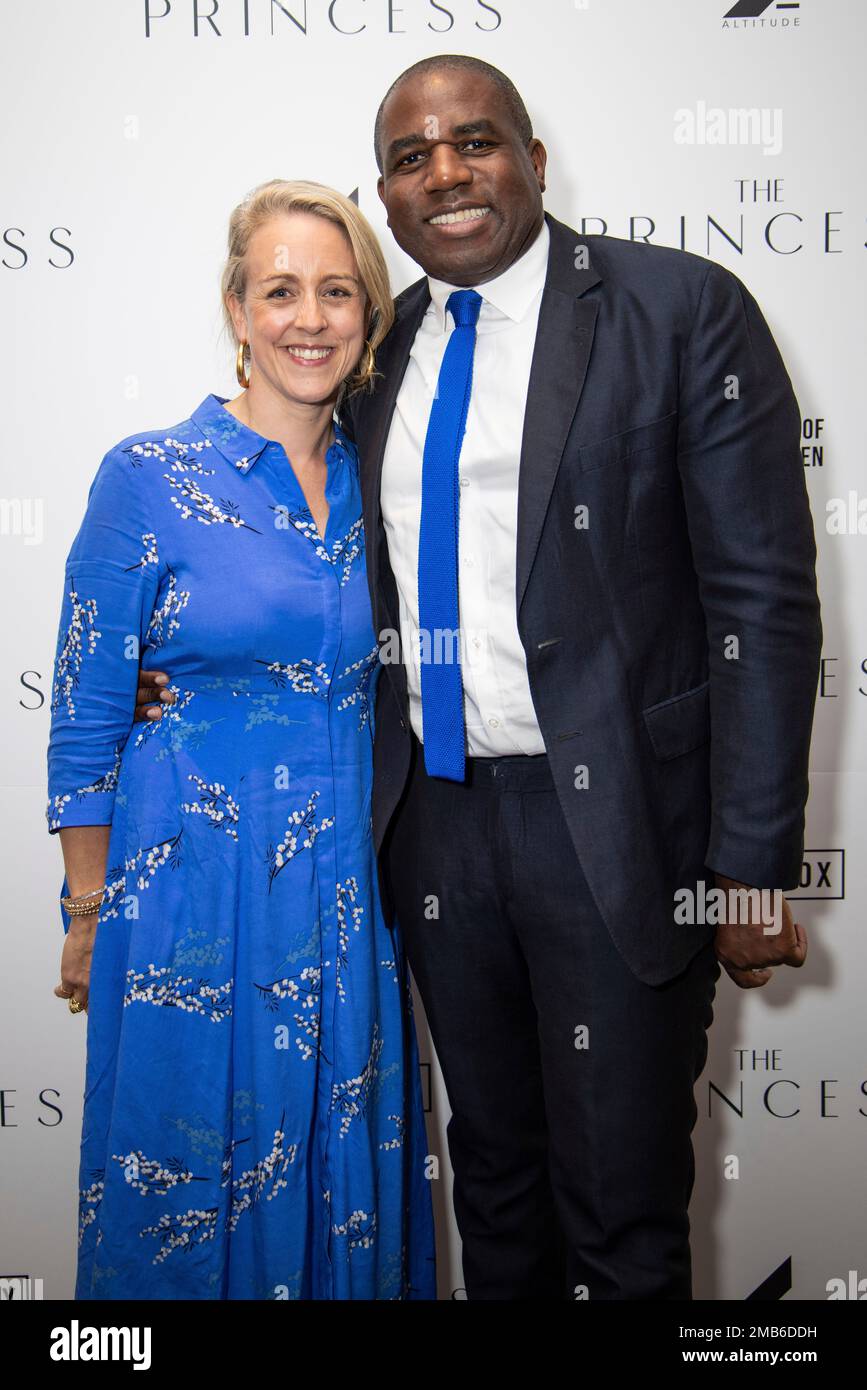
[{"xmin": 236, "ymin": 341, "xmax": 250, "ymax": 389}]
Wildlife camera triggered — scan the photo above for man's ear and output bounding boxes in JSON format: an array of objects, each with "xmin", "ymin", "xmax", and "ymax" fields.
[
  {"xmin": 377, "ymin": 176, "xmax": 388, "ymax": 222},
  {"xmin": 529, "ymin": 138, "xmax": 547, "ymax": 194}
]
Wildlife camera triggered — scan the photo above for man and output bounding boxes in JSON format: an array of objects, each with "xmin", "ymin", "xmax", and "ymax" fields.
[{"xmin": 137, "ymin": 55, "xmax": 821, "ymax": 1299}]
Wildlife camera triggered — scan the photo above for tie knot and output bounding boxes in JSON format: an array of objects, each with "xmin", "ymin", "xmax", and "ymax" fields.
[{"xmin": 446, "ymin": 289, "xmax": 483, "ymax": 329}]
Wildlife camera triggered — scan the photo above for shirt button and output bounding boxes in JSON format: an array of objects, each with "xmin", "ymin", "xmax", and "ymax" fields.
[
  {"xmin": 487, "ymin": 717, "xmax": 500, "ymax": 729},
  {"xmin": 472, "ymin": 638, "xmax": 482, "ymax": 649},
  {"xmin": 459, "ymin": 478, "xmax": 469, "ymax": 489},
  {"xmin": 465, "ymin": 555, "xmax": 474, "ymax": 568}
]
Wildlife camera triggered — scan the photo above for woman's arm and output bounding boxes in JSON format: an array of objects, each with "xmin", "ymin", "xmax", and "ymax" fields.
[
  {"xmin": 46, "ymin": 444, "xmax": 162, "ymax": 938},
  {"xmin": 54, "ymin": 826, "xmax": 111, "ymax": 1012},
  {"xmin": 58, "ymin": 825, "xmax": 111, "ymax": 896}
]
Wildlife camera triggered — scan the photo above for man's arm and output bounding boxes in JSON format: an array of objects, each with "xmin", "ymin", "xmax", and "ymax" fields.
[
  {"xmin": 677, "ymin": 260, "xmax": 822, "ymax": 890},
  {"xmin": 675, "ymin": 262, "xmax": 821, "ymax": 987}
]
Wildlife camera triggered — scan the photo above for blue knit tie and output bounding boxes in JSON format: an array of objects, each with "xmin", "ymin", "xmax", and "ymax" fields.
[{"xmin": 417, "ymin": 288, "xmax": 483, "ymax": 781}]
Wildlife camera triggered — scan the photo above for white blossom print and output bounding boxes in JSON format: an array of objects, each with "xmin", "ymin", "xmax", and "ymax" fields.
[
  {"xmin": 270, "ymin": 503, "xmax": 331, "ymax": 562},
  {"xmin": 146, "ymin": 568, "xmax": 190, "ymax": 647},
  {"xmin": 254, "ymin": 965, "xmax": 324, "ymax": 1063},
  {"xmin": 123, "ymin": 436, "xmax": 212, "ymax": 469},
  {"xmin": 46, "ymin": 745, "xmax": 124, "ymax": 830},
  {"xmin": 47, "ymin": 396, "xmax": 436, "ymax": 1299},
  {"xmin": 139, "ymin": 1205, "xmax": 221, "ymax": 1265},
  {"xmin": 337, "ymin": 646, "xmax": 379, "ymax": 730},
  {"xmin": 254, "ymin": 656, "xmax": 330, "ymax": 696},
  {"xmin": 335, "ymin": 877, "xmax": 364, "ymax": 1002},
  {"xmin": 232, "ymin": 453, "xmax": 262, "ymax": 472},
  {"xmin": 270, "ymin": 504, "xmax": 363, "ymax": 584},
  {"xmin": 167, "ymin": 474, "xmax": 261, "ymax": 531},
  {"xmin": 47, "ymin": 792, "xmax": 71, "ymax": 829},
  {"xmin": 78, "ymin": 1173, "xmax": 105, "ymax": 1247},
  {"xmin": 139, "ymin": 437, "xmax": 261, "ymax": 533},
  {"xmin": 138, "ymin": 1116, "xmax": 300, "ymax": 1265},
  {"xmin": 330, "ymin": 515, "xmax": 364, "ymax": 586},
  {"xmin": 124, "ymin": 532, "xmax": 159, "ymax": 572},
  {"xmin": 112, "ymin": 1149, "xmax": 210, "ymax": 1197},
  {"xmin": 331, "ymin": 1208, "xmax": 377, "ymax": 1254},
  {"xmin": 52, "ymin": 579, "xmax": 100, "ymax": 720},
  {"xmin": 126, "ymin": 831, "xmax": 183, "ymax": 891},
  {"xmin": 181, "ymin": 774, "xmax": 239, "ymax": 840},
  {"xmin": 224, "ymin": 1113, "xmax": 299, "ymax": 1233},
  {"xmin": 124, "ymin": 963, "xmax": 232, "ymax": 1021},
  {"xmin": 266, "ymin": 791, "xmax": 334, "ymax": 890},
  {"xmin": 97, "ymin": 867, "xmax": 128, "ymax": 922},
  {"xmin": 379, "ymin": 1115, "xmax": 405, "ymax": 1152},
  {"xmin": 331, "ymin": 1023, "xmax": 383, "ymax": 1139},
  {"xmin": 77, "ymin": 746, "xmax": 123, "ymax": 797},
  {"xmin": 133, "ymin": 685, "xmax": 196, "ymax": 747}
]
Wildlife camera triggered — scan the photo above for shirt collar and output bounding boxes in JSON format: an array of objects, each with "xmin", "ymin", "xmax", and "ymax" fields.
[
  {"xmin": 426, "ymin": 217, "xmax": 550, "ymax": 333},
  {"xmin": 191, "ymin": 393, "xmax": 354, "ymax": 475}
]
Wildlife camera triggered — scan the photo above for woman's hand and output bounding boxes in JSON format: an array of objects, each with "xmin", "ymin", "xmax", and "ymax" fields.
[{"xmin": 56, "ymin": 914, "xmax": 98, "ymax": 1013}]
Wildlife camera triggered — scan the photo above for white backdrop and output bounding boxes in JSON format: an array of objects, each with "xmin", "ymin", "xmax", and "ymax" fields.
[{"xmin": 2, "ymin": 0, "xmax": 865, "ymax": 1301}]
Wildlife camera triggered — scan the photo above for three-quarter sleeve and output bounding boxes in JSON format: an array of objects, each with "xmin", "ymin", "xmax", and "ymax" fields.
[{"xmin": 46, "ymin": 447, "xmax": 161, "ymax": 842}]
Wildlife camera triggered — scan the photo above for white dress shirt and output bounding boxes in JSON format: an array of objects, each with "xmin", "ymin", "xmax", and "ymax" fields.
[{"xmin": 380, "ymin": 217, "xmax": 550, "ymax": 757}]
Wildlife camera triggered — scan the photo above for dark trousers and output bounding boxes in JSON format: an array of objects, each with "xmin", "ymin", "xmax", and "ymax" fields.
[{"xmin": 384, "ymin": 733, "xmax": 720, "ymax": 1300}]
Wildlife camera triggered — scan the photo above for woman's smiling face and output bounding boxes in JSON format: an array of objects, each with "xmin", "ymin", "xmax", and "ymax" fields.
[{"xmin": 228, "ymin": 210, "xmax": 368, "ymax": 407}]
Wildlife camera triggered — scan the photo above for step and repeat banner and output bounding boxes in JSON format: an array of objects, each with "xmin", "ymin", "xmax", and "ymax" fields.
[{"xmin": 2, "ymin": 0, "xmax": 864, "ymax": 1301}]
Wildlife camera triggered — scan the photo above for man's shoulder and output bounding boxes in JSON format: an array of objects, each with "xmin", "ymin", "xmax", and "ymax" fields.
[
  {"xmin": 578, "ymin": 228, "xmax": 719, "ymax": 293},
  {"xmin": 546, "ymin": 211, "xmax": 729, "ymax": 288},
  {"xmin": 547, "ymin": 217, "xmax": 753, "ymax": 325}
]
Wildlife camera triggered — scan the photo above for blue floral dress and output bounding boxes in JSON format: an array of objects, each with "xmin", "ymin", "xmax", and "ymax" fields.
[{"xmin": 46, "ymin": 393, "xmax": 436, "ymax": 1300}]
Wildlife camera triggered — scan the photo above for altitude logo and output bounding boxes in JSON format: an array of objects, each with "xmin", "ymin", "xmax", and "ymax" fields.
[{"xmin": 723, "ymin": 0, "xmax": 801, "ymax": 27}]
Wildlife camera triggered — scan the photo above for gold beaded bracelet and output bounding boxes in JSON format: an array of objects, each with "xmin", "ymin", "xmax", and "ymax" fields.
[{"xmin": 61, "ymin": 888, "xmax": 104, "ymax": 917}]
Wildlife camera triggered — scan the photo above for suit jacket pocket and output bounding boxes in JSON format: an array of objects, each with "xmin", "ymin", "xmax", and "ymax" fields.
[
  {"xmin": 642, "ymin": 679, "xmax": 710, "ymax": 761},
  {"xmin": 576, "ymin": 411, "xmax": 678, "ymax": 475}
]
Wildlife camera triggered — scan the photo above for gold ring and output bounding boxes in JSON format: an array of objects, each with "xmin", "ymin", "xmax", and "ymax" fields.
[{"xmin": 68, "ymin": 997, "xmax": 85, "ymax": 1015}]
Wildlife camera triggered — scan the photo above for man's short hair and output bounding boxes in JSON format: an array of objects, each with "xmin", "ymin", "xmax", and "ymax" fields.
[{"xmin": 374, "ymin": 54, "xmax": 533, "ymax": 174}]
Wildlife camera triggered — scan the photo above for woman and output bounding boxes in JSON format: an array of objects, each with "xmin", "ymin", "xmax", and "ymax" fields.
[{"xmin": 46, "ymin": 180, "xmax": 435, "ymax": 1300}]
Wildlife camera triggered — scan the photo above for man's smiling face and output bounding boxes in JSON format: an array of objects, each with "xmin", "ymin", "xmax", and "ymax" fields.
[{"xmin": 376, "ymin": 67, "xmax": 547, "ymax": 287}]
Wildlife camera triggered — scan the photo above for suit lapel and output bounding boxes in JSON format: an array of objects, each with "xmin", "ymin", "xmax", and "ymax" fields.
[{"xmin": 516, "ymin": 213, "xmax": 601, "ymax": 610}]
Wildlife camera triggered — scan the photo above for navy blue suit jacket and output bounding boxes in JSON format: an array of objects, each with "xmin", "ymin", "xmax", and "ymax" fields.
[{"xmin": 345, "ymin": 211, "xmax": 822, "ymax": 984}]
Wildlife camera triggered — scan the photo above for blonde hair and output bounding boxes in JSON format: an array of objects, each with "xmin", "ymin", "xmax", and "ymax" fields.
[{"xmin": 221, "ymin": 179, "xmax": 394, "ymax": 396}]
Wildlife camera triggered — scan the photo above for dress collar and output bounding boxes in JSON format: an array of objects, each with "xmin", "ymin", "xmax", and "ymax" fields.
[
  {"xmin": 190, "ymin": 393, "xmax": 354, "ymax": 475},
  {"xmin": 425, "ymin": 217, "xmax": 550, "ymax": 333}
]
